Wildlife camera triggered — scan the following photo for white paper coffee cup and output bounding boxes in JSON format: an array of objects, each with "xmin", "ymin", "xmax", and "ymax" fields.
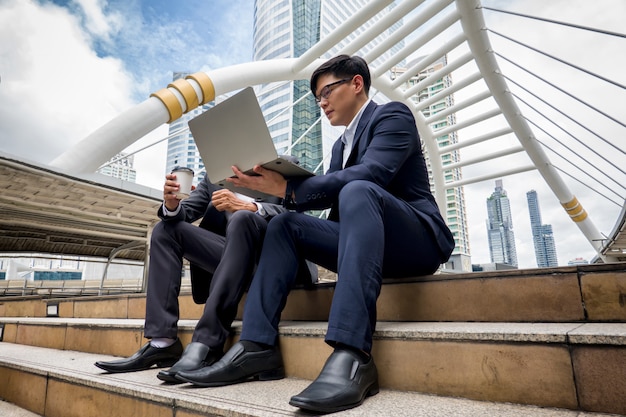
[{"xmin": 171, "ymin": 167, "xmax": 194, "ymax": 200}]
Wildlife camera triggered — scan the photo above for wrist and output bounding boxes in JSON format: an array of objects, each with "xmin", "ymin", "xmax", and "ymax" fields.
[{"xmin": 284, "ymin": 181, "xmax": 296, "ymax": 207}]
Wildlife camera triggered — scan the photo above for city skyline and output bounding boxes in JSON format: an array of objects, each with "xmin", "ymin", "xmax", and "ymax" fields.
[{"xmin": 0, "ymin": 0, "xmax": 623, "ymax": 267}]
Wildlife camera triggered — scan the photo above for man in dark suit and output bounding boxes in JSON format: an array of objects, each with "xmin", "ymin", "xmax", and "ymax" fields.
[
  {"xmin": 94, "ymin": 171, "xmax": 287, "ymax": 382},
  {"xmin": 176, "ymin": 55, "xmax": 455, "ymax": 413}
]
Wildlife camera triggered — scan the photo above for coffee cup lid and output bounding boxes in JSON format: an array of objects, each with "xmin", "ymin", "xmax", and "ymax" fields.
[{"xmin": 171, "ymin": 166, "xmax": 194, "ymax": 175}]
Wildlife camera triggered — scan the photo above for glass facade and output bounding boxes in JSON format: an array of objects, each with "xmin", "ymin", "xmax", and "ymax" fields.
[
  {"xmin": 254, "ymin": 0, "xmax": 323, "ymax": 173},
  {"xmin": 527, "ymin": 190, "xmax": 558, "ymax": 267},
  {"xmin": 97, "ymin": 153, "xmax": 137, "ymax": 182},
  {"xmin": 254, "ymin": 0, "xmax": 402, "ymax": 175},
  {"xmin": 486, "ymin": 179, "xmax": 518, "ymax": 267}
]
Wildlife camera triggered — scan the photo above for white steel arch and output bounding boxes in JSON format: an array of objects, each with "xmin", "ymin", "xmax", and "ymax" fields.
[{"xmin": 50, "ymin": 0, "xmax": 616, "ymax": 262}]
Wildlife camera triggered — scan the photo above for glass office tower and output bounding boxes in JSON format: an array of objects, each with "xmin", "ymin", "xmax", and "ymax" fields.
[
  {"xmin": 527, "ymin": 190, "xmax": 558, "ymax": 267},
  {"xmin": 253, "ymin": 0, "xmax": 401, "ymax": 174},
  {"xmin": 486, "ymin": 179, "xmax": 518, "ymax": 267}
]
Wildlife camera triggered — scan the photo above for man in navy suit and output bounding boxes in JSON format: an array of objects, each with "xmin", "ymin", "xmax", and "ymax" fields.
[{"xmin": 177, "ymin": 55, "xmax": 454, "ymax": 413}]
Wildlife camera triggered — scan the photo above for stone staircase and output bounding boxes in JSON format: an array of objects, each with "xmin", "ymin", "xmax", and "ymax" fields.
[{"xmin": 0, "ymin": 263, "xmax": 625, "ymax": 416}]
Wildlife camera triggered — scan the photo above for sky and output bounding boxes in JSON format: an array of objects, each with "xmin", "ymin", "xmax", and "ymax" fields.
[{"xmin": 0, "ymin": 0, "xmax": 624, "ymax": 268}]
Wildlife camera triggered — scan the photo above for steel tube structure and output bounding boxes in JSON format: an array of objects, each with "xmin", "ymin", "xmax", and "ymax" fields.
[{"xmin": 49, "ymin": 0, "xmax": 617, "ymax": 262}]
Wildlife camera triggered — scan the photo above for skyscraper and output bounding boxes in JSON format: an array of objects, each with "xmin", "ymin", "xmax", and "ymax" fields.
[
  {"xmin": 486, "ymin": 179, "xmax": 518, "ymax": 267},
  {"xmin": 253, "ymin": 0, "xmax": 401, "ymax": 174},
  {"xmin": 527, "ymin": 190, "xmax": 558, "ymax": 267},
  {"xmin": 253, "ymin": 0, "xmax": 323, "ymax": 173},
  {"xmin": 390, "ymin": 56, "xmax": 471, "ymax": 271},
  {"xmin": 165, "ymin": 72, "xmax": 214, "ymax": 186},
  {"xmin": 97, "ymin": 152, "xmax": 137, "ymax": 183}
]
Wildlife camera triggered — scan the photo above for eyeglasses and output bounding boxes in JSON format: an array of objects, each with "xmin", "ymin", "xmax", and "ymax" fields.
[{"xmin": 314, "ymin": 78, "xmax": 352, "ymax": 103}]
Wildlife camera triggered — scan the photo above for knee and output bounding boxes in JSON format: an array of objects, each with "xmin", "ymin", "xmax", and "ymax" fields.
[
  {"xmin": 226, "ymin": 210, "xmax": 261, "ymax": 234},
  {"xmin": 266, "ymin": 211, "xmax": 299, "ymax": 235},
  {"xmin": 150, "ymin": 220, "xmax": 185, "ymax": 245},
  {"xmin": 338, "ymin": 180, "xmax": 380, "ymax": 210},
  {"xmin": 151, "ymin": 221, "xmax": 170, "ymax": 243}
]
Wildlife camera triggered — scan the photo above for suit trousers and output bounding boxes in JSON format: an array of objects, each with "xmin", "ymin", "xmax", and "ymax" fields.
[
  {"xmin": 144, "ymin": 210, "xmax": 268, "ymax": 349},
  {"xmin": 240, "ymin": 180, "xmax": 442, "ymax": 353}
]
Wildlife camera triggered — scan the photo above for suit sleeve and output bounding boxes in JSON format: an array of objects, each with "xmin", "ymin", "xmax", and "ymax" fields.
[
  {"xmin": 158, "ymin": 176, "xmax": 214, "ymax": 223},
  {"xmin": 257, "ymin": 200, "xmax": 287, "ymax": 219},
  {"xmin": 287, "ymin": 102, "xmax": 417, "ymax": 212}
]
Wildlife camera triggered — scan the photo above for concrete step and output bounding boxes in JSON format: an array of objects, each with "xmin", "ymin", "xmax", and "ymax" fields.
[
  {"xmin": 1, "ymin": 263, "xmax": 625, "ymax": 323},
  {"xmin": 1, "ymin": 318, "xmax": 625, "ymax": 414},
  {"xmin": 0, "ymin": 343, "xmax": 623, "ymax": 417}
]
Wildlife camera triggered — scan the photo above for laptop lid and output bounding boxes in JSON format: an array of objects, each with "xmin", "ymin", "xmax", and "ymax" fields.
[{"xmin": 188, "ymin": 87, "xmax": 313, "ymax": 198}]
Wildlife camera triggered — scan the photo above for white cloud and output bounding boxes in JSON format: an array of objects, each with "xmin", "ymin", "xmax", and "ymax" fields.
[
  {"xmin": 0, "ymin": 0, "xmax": 135, "ymax": 162},
  {"xmin": 71, "ymin": 0, "xmax": 123, "ymax": 42}
]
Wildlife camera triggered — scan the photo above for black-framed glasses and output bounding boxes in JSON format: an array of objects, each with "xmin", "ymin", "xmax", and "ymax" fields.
[{"xmin": 314, "ymin": 77, "xmax": 352, "ymax": 103}]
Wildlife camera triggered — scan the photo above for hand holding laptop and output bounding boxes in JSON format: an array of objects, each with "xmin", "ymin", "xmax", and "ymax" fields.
[
  {"xmin": 188, "ymin": 87, "xmax": 314, "ymax": 199},
  {"xmin": 227, "ymin": 165, "xmax": 288, "ymax": 198}
]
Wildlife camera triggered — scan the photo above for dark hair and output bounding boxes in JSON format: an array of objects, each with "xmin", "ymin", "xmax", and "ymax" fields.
[{"xmin": 310, "ymin": 55, "xmax": 371, "ymax": 96}]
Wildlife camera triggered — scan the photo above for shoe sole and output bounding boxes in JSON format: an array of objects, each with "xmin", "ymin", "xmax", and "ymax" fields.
[
  {"xmin": 176, "ymin": 367, "xmax": 285, "ymax": 387},
  {"xmin": 289, "ymin": 382, "xmax": 379, "ymax": 413},
  {"xmin": 94, "ymin": 358, "xmax": 179, "ymax": 374},
  {"xmin": 157, "ymin": 371, "xmax": 185, "ymax": 383}
]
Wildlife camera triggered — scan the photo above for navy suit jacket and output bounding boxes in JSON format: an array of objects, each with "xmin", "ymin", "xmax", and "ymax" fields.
[{"xmin": 286, "ymin": 100, "xmax": 454, "ymax": 262}]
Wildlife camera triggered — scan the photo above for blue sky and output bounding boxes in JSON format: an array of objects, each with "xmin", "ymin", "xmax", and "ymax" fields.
[
  {"xmin": 48, "ymin": 0, "xmax": 256, "ymax": 101},
  {"xmin": 0, "ymin": 0, "xmax": 623, "ymax": 267}
]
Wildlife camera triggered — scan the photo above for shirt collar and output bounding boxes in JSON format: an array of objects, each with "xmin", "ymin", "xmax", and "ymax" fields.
[{"xmin": 342, "ymin": 99, "xmax": 371, "ymax": 146}]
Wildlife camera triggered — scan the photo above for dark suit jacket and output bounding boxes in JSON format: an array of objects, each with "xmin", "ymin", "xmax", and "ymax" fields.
[
  {"xmin": 157, "ymin": 175, "xmax": 286, "ymax": 303},
  {"xmin": 285, "ymin": 100, "xmax": 455, "ymax": 262}
]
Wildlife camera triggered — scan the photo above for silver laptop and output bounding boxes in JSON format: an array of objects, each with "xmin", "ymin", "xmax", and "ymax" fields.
[{"xmin": 188, "ymin": 86, "xmax": 314, "ymax": 198}]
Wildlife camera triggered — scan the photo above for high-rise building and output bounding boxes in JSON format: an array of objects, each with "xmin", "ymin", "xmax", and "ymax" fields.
[
  {"xmin": 527, "ymin": 190, "xmax": 558, "ymax": 267},
  {"xmin": 568, "ymin": 257, "xmax": 589, "ymax": 266},
  {"xmin": 97, "ymin": 152, "xmax": 137, "ymax": 182},
  {"xmin": 165, "ymin": 72, "xmax": 214, "ymax": 186},
  {"xmin": 486, "ymin": 179, "xmax": 518, "ymax": 267},
  {"xmin": 253, "ymin": 0, "xmax": 402, "ymax": 175},
  {"xmin": 390, "ymin": 56, "xmax": 471, "ymax": 272}
]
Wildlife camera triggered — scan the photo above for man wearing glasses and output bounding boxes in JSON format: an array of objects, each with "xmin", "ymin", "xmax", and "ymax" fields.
[{"xmin": 176, "ymin": 55, "xmax": 455, "ymax": 413}]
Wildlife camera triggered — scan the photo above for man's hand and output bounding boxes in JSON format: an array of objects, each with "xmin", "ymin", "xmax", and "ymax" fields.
[
  {"xmin": 163, "ymin": 173, "xmax": 180, "ymax": 211},
  {"xmin": 163, "ymin": 173, "xmax": 196, "ymax": 211},
  {"xmin": 226, "ymin": 165, "xmax": 287, "ymax": 198},
  {"xmin": 212, "ymin": 189, "xmax": 257, "ymax": 212}
]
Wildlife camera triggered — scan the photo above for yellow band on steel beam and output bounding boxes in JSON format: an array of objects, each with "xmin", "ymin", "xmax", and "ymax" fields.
[
  {"xmin": 186, "ymin": 72, "xmax": 215, "ymax": 105},
  {"xmin": 570, "ymin": 210, "xmax": 588, "ymax": 222},
  {"xmin": 168, "ymin": 79, "xmax": 199, "ymax": 113},
  {"xmin": 561, "ymin": 197, "xmax": 588, "ymax": 223},
  {"xmin": 562, "ymin": 197, "xmax": 580, "ymax": 210},
  {"xmin": 150, "ymin": 88, "xmax": 183, "ymax": 123}
]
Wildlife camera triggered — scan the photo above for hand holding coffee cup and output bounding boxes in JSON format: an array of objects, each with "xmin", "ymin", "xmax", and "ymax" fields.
[{"xmin": 171, "ymin": 166, "xmax": 194, "ymax": 200}]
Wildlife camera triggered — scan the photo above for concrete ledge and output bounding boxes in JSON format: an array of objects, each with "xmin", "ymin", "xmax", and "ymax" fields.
[
  {"xmin": 1, "ymin": 263, "xmax": 625, "ymax": 323},
  {"xmin": 0, "ymin": 343, "xmax": 621, "ymax": 417}
]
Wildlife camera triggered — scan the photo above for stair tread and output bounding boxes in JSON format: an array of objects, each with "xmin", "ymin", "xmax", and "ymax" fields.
[
  {"xmin": 0, "ymin": 342, "xmax": 618, "ymax": 417},
  {"xmin": 3, "ymin": 317, "xmax": 626, "ymax": 345}
]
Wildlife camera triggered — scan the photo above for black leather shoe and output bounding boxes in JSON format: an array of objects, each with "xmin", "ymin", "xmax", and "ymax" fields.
[
  {"xmin": 289, "ymin": 348, "xmax": 379, "ymax": 413},
  {"xmin": 94, "ymin": 339, "xmax": 183, "ymax": 373},
  {"xmin": 157, "ymin": 342, "xmax": 223, "ymax": 383},
  {"xmin": 176, "ymin": 341, "xmax": 284, "ymax": 387}
]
